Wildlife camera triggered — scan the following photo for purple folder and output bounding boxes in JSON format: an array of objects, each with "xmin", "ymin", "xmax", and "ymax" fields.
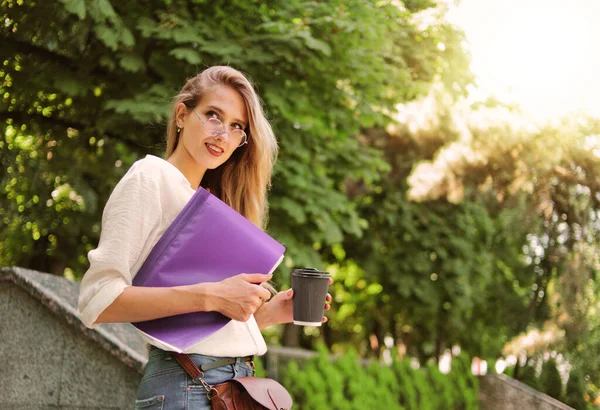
[{"xmin": 131, "ymin": 187, "xmax": 285, "ymax": 352}]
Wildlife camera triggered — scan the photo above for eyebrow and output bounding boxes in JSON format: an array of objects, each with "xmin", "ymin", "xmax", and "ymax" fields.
[{"xmin": 205, "ymin": 105, "xmax": 247, "ymax": 128}]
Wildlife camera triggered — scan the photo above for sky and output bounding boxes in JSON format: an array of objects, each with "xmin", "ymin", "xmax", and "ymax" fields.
[{"xmin": 447, "ymin": 0, "xmax": 600, "ymax": 121}]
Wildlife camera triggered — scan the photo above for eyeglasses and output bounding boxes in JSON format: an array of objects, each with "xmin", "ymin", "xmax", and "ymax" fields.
[{"xmin": 192, "ymin": 109, "xmax": 248, "ymax": 147}]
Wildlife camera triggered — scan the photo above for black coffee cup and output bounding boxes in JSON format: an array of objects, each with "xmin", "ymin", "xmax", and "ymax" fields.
[{"xmin": 291, "ymin": 267, "xmax": 331, "ymax": 326}]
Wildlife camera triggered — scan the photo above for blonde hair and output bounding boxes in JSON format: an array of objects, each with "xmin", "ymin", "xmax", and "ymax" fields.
[{"xmin": 165, "ymin": 66, "xmax": 278, "ymax": 229}]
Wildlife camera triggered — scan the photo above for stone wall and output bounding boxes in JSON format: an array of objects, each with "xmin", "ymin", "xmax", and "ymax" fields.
[
  {"xmin": 0, "ymin": 283, "xmax": 143, "ymax": 409},
  {"xmin": 479, "ymin": 373, "xmax": 574, "ymax": 410},
  {"xmin": 1, "ymin": 266, "xmax": 148, "ymax": 409}
]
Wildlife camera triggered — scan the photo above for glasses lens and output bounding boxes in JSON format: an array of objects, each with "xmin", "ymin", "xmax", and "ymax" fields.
[
  {"xmin": 231, "ymin": 130, "xmax": 247, "ymax": 146},
  {"xmin": 204, "ymin": 117, "xmax": 247, "ymax": 146},
  {"xmin": 205, "ymin": 118, "xmax": 223, "ymax": 136}
]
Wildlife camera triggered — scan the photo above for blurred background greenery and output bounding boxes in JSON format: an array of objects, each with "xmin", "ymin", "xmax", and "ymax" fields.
[{"xmin": 2, "ymin": 0, "xmax": 600, "ymax": 407}]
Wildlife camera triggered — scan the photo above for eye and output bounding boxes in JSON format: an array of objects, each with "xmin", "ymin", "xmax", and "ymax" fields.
[
  {"xmin": 231, "ymin": 122, "xmax": 244, "ymax": 131},
  {"xmin": 205, "ymin": 110, "xmax": 219, "ymax": 119}
]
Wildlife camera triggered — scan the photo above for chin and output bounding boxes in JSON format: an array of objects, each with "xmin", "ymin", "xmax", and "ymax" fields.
[
  {"xmin": 191, "ymin": 149, "xmax": 221, "ymax": 165},
  {"xmin": 201, "ymin": 155, "xmax": 231, "ymax": 170}
]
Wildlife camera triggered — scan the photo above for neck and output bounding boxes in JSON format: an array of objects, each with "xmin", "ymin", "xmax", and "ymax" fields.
[{"xmin": 167, "ymin": 145, "xmax": 206, "ymax": 190}]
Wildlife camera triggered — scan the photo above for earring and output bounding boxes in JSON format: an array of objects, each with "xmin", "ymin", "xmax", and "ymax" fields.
[{"xmin": 177, "ymin": 127, "xmax": 181, "ymax": 133}]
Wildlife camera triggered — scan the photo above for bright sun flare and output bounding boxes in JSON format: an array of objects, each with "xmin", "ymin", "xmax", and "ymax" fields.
[{"xmin": 448, "ymin": 0, "xmax": 600, "ymax": 121}]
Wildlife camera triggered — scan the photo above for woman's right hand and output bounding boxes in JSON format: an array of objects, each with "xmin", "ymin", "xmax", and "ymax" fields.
[{"xmin": 207, "ymin": 273, "xmax": 273, "ymax": 322}]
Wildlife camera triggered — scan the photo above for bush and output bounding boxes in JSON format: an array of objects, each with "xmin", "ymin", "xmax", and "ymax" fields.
[
  {"xmin": 392, "ymin": 359, "xmax": 419, "ymax": 409},
  {"xmin": 539, "ymin": 358, "xmax": 563, "ymax": 401},
  {"xmin": 411, "ymin": 367, "xmax": 436, "ymax": 410},
  {"xmin": 503, "ymin": 364, "xmax": 515, "ymax": 377},
  {"xmin": 518, "ymin": 365, "xmax": 540, "ymax": 390},
  {"xmin": 564, "ymin": 369, "xmax": 588, "ymax": 410},
  {"xmin": 280, "ymin": 348, "xmax": 478, "ymax": 409},
  {"xmin": 452, "ymin": 354, "xmax": 480, "ymax": 410},
  {"xmin": 427, "ymin": 363, "xmax": 454, "ymax": 409},
  {"xmin": 253, "ymin": 354, "xmax": 266, "ymax": 378}
]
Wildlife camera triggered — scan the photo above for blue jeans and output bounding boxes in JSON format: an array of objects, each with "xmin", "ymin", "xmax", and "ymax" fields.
[{"xmin": 135, "ymin": 348, "xmax": 254, "ymax": 410}]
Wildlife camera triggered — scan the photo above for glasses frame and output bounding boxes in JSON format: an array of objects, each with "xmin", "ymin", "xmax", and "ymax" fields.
[{"xmin": 192, "ymin": 108, "xmax": 248, "ymax": 148}]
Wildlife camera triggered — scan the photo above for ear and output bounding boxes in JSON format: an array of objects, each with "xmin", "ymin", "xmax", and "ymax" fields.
[{"xmin": 174, "ymin": 103, "xmax": 189, "ymax": 128}]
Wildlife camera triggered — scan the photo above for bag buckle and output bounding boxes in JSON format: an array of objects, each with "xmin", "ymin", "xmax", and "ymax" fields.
[
  {"xmin": 192, "ymin": 370, "xmax": 214, "ymax": 395},
  {"xmin": 206, "ymin": 387, "xmax": 220, "ymax": 401}
]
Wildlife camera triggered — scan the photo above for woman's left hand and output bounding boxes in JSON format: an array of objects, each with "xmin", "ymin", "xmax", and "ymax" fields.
[{"xmin": 255, "ymin": 278, "xmax": 333, "ymax": 329}]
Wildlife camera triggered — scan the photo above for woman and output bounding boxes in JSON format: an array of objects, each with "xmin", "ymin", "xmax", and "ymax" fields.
[{"xmin": 77, "ymin": 66, "xmax": 331, "ymax": 409}]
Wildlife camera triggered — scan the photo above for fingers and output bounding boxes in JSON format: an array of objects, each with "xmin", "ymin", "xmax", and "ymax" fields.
[
  {"xmin": 328, "ymin": 277, "xmax": 334, "ymax": 285},
  {"xmin": 238, "ymin": 273, "xmax": 273, "ymax": 283},
  {"xmin": 277, "ymin": 288, "xmax": 294, "ymax": 299},
  {"xmin": 322, "ymin": 291, "xmax": 331, "ymax": 321},
  {"xmin": 324, "ymin": 293, "xmax": 332, "ymax": 310},
  {"xmin": 258, "ymin": 287, "xmax": 272, "ymax": 301}
]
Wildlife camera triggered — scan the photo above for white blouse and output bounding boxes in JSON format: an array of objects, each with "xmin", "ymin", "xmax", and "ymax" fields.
[{"xmin": 77, "ymin": 155, "xmax": 267, "ymax": 356}]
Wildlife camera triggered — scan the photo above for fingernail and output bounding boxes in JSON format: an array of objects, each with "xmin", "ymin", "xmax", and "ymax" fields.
[{"xmin": 287, "ymin": 289, "xmax": 293, "ymax": 296}]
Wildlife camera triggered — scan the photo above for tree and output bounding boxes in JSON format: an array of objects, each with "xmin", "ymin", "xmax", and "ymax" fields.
[
  {"xmin": 564, "ymin": 369, "xmax": 588, "ymax": 410},
  {"xmin": 1, "ymin": 0, "xmax": 470, "ymax": 277},
  {"xmin": 1, "ymin": 1, "xmax": 474, "ymax": 353},
  {"xmin": 519, "ymin": 365, "xmax": 540, "ymax": 391},
  {"xmin": 331, "ymin": 88, "xmax": 600, "ymax": 363},
  {"xmin": 539, "ymin": 358, "xmax": 563, "ymax": 401}
]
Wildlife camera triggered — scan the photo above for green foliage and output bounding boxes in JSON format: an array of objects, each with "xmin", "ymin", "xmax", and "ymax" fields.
[
  {"xmin": 503, "ymin": 365, "xmax": 515, "ymax": 377},
  {"xmin": 281, "ymin": 347, "xmax": 477, "ymax": 410},
  {"xmin": 559, "ymin": 262, "xmax": 600, "ymax": 391},
  {"xmin": 252, "ymin": 354, "xmax": 266, "ymax": 378},
  {"xmin": 539, "ymin": 358, "xmax": 563, "ymax": 402},
  {"xmin": 337, "ymin": 187, "xmax": 533, "ymax": 360},
  {"xmin": 0, "ymin": 0, "xmax": 470, "ymax": 279},
  {"xmin": 392, "ymin": 359, "xmax": 420, "ymax": 409},
  {"xmin": 334, "ymin": 89, "xmax": 600, "ymax": 368},
  {"xmin": 564, "ymin": 369, "xmax": 588, "ymax": 410},
  {"xmin": 427, "ymin": 363, "xmax": 454, "ymax": 409},
  {"xmin": 451, "ymin": 354, "xmax": 479, "ymax": 410},
  {"xmin": 413, "ymin": 367, "xmax": 438, "ymax": 410},
  {"xmin": 518, "ymin": 365, "xmax": 540, "ymax": 391}
]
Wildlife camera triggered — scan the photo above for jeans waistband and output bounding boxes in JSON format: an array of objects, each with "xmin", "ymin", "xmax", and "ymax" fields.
[{"xmin": 148, "ymin": 345, "xmax": 254, "ymax": 372}]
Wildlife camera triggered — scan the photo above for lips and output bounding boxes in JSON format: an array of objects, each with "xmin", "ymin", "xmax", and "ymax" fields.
[{"xmin": 205, "ymin": 142, "xmax": 224, "ymax": 157}]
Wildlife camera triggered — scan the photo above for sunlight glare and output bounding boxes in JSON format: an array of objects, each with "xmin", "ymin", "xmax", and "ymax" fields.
[{"xmin": 448, "ymin": 0, "xmax": 600, "ymax": 121}]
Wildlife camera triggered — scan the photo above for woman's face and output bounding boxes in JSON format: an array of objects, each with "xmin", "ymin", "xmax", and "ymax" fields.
[{"xmin": 176, "ymin": 85, "xmax": 248, "ymax": 171}]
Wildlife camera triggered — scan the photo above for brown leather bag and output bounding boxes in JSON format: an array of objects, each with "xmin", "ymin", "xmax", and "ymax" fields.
[{"xmin": 172, "ymin": 352, "xmax": 293, "ymax": 410}]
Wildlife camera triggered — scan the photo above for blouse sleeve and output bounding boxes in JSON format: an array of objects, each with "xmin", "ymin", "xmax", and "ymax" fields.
[{"xmin": 77, "ymin": 170, "xmax": 162, "ymax": 328}]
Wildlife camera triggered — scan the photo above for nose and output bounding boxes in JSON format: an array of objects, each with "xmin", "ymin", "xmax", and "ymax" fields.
[{"xmin": 214, "ymin": 129, "xmax": 228, "ymax": 141}]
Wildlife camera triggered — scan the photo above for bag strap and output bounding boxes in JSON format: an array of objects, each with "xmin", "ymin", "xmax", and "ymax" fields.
[
  {"xmin": 172, "ymin": 352, "xmax": 203, "ymax": 381},
  {"xmin": 172, "ymin": 352, "xmax": 219, "ymax": 399}
]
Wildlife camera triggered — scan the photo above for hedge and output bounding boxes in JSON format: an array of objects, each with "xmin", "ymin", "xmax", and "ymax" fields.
[{"xmin": 277, "ymin": 346, "xmax": 478, "ymax": 410}]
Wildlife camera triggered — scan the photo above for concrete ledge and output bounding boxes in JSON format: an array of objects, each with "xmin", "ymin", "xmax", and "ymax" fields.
[
  {"xmin": 0, "ymin": 266, "xmax": 147, "ymax": 374},
  {"xmin": 479, "ymin": 373, "xmax": 574, "ymax": 410}
]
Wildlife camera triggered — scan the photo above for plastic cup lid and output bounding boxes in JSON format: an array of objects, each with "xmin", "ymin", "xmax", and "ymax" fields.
[{"xmin": 292, "ymin": 267, "xmax": 330, "ymax": 278}]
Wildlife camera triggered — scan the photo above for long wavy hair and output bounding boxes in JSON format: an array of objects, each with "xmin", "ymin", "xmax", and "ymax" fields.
[{"xmin": 165, "ymin": 66, "xmax": 278, "ymax": 229}]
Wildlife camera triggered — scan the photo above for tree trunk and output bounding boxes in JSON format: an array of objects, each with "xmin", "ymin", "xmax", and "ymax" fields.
[
  {"xmin": 435, "ymin": 332, "xmax": 444, "ymax": 364},
  {"xmin": 25, "ymin": 235, "xmax": 51, "ymax": 273}
]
